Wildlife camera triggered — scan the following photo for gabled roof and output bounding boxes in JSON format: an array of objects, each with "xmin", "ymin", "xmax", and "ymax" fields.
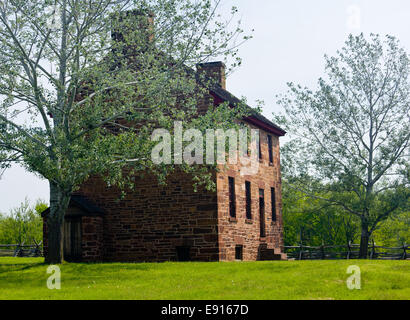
[
  {"xmin": 210, "ymin": 85, "xmax": 286, "ymax": 137},
  {"xmin": 105, "ymin": 11, "xmax": 285, "ymax": 137},
  {"xmin": 192, "ymin": 61, "xmax": 286, "ymax": 136},
  {"xmin": 41, "ymin": 195, "xmax": 104, "ymax": 218}
]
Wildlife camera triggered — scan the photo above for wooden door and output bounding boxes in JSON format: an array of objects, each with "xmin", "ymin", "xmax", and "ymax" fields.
[{"xmin": 63, "ymin": 217, "xmax": 82, "ymax": 262}]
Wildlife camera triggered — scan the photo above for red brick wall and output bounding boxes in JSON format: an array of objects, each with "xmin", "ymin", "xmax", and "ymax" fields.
[
  {"xmin": 42, "ymin": 131, "xmax": 284, "ymax": 263},
  {"xmin": 75, "ymin": 171, "xmax": 219, "ymax": 262},
  {"xmin": 42, "ymin": 216, "xmax": 48, "ymax": 258},
  {"xmin": 216, "ymin": 125, "xmax": 284, "ymax": 261},
  {"xmin": 82, "ymin": 216, "xmax": 103, "ymax": 262}
]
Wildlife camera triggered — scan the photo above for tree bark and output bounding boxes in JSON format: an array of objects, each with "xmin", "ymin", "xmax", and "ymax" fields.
[
  {"xmin": 359, "ymin": 223, "xmax": 370, "ymax": 259},
  {"xmin": 45, "ymin": 182, "xmax": 71, "ymax": 264}
]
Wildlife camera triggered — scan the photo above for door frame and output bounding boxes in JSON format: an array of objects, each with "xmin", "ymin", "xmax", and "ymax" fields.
[{"xmin": 63, "ymin": 216, "xmax": 82, "ymax": 262}]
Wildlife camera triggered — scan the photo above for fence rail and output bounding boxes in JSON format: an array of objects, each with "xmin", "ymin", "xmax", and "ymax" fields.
[
  {"xmin": 0, "ymin": 242, "xmax": 43, "ymax": 257},
  {"xmin": 284, "ymin": 241, "xmax": 409, "ymax": 260}
]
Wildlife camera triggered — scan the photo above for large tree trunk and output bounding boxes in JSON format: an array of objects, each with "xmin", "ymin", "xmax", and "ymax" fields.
[
  {"xmin": 359, "ymin": 223, "xmax": 370, "ymax": 259},
  {"xmin": 45, "ymin": 182, "xmax": 71, "ymax": 264}
]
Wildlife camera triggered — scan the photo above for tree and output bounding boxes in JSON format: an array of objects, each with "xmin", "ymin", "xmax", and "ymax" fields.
[
  {"xmin": 372, "ymin": 209, "xmax": 410, "ymax": 247},
  {"xmin": 282, "ymin": 180, "xmax": 360, "ymax": 247},
  {"xmin": 0, "ymin": 0, "xmax": 251, "ymax": 263},
  {"xmin": 276, "ymin": 34, "xmax": 410, "ymax": 258},
  {"xmin": 0, "ymin": 199, "xmax": 45, "ymax": 245}
]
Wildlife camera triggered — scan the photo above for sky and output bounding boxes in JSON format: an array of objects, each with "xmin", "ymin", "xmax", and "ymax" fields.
[{"xmin": 1, "ymin": 0, "xmax": 410, "ymax": 213}]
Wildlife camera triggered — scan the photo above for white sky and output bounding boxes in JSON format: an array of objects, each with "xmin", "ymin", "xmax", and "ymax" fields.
[{"xmin": 1, "ymin": 0, "xmax": 410, "ymax": 213}]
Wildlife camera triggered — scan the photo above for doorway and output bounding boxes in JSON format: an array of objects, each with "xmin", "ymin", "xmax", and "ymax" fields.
[{"xmin": 63, "ymin": 217, "xmax": 82, "ymax": 262}]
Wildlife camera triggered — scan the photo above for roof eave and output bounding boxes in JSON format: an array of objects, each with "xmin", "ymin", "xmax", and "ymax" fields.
[
  {"xmin": 244, "ymin": 116, "xmax": 286, "ymax": 137},
  {"xmin": 209, "ymin": 87, "xmax": 286, "ymax": 137},
  {"xmin": 40, "ymin": 195, "xmax": 104, "ymax": 218}
]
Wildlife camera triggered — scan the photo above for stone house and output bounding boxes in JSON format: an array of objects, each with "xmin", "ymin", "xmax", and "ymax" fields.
[{"xmin": 42, "ymin": 12, "xmax": 287, "ymax": 263}]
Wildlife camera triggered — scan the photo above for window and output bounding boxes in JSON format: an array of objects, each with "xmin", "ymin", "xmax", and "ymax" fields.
[
  {"xmin": 259, "ymin": 189, "xmax": 266, "ymax": 237},
  {"xmin": 235, "ymin": 245, "xmax": 243, "ymax": 260},
  {"xmin": 258, "ymin": 132, "xmax": 262, "ymax": 160},
  {"xmin": 245, "ymin": 181, "xmax": 252, "ymax": 219},
  {"xmin": 271, "ymin": 187, "xmax": 277, "ymax": 222},
  {"xmin": 176, "ymin": 246, "xmax": 191, "ymax": 261},
  {"xmin": 268, "ymin": 135, "xmax": 273, "ymax": 163},
  {"xmin": 240, "ymin": 123, "xmax": 250, "ymax": 156},
  {"xmin": 228, "ymin": 177, "xmax": 236, "ymax": 218}
]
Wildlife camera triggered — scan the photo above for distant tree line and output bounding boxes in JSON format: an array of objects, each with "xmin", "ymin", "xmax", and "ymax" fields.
[
  {"xmin": 0, "ymin": 194, "xmax": 408, "ymax": 250},
  {"xmin": 0, "ymin": 199, "xmax": 47, "ymax": 245},
  {"xmin": 282, "ymin": 180, "xmax": 409, "ymax": 247}
]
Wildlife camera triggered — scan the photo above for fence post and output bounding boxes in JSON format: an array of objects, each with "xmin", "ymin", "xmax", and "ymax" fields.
[
  {"xmin": 347, "ymin": 241, "xmax": 351, "ymax": 260},
  {"xmin": 32, "ymin": 239, "xmax": 42, "ymax": 257},
  {"xmin": 298, "ymin": 242, "xmax": 303, "ymax": 261},
  {"xmin": 13, "ymin": 242, "xmax": 24, "ymax": 257},
  {"xmin": 13, "ymin": 244, "xmax": 20, "ymax": 257},
  {"xmin": 370, "ymin": 240, "xmax": 376, "ymax": 260},
  {"xmin": 321, "ymin": 241, "xmax": 325, "ymax": 260},
  {"xmin": 403, "ymin": 243, "xmax": 407, "ymax": 260},
  {"xmin": 37, "ymin": 241, "xmax": 43, "ymax": 257}
]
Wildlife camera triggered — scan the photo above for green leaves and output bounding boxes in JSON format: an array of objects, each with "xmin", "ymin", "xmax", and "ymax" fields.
[
  {"xmin": 277, "ymin": 33, "xmax": 410, "ymax": 240},
  {"xmin": 0, "ymin": 0, "xmax": 251, "ymax": 195},
  {"xmin": 0, "ymin": 199, "xmax": 46, "ymax": 245}
]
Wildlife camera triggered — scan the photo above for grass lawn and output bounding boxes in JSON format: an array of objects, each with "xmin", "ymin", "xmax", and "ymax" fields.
[{"xmin": 0, "ymin": 257, "xmax": 408, "ymax": 300}]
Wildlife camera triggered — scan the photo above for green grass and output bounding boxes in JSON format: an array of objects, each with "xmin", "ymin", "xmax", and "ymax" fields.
[{"xmin": 0, "ymin": 257, "xmax": 409, "ymax": 300}]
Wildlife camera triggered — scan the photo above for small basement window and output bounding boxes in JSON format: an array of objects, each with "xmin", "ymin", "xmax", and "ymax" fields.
[
  {"xmin": 176, "ymin": 246, "xmax": 191, "ymax": 261},
  {"xmin": 235, "ymin": 245, "xmax": 243, "ymax": 261}
]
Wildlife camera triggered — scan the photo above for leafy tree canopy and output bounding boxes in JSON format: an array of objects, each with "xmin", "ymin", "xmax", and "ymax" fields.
[
  {"xmin": 276, "ymin": 34, "xmax": 410, "ymax": 257},
  {"xmin": 0, "ymin": 0, "xmax": 252, "ymax": 263}
]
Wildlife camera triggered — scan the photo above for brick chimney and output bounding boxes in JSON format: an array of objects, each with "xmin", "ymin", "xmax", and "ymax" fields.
[
  {"xmin": 111, "ymin": 10, "xmax": 154, "ymax": 51},
  {"xmin": 196, "ymin": 61, "xmax": 226, "ymax": 90}
]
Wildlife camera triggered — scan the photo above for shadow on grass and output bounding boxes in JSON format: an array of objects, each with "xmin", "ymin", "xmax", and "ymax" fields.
[
  {"xmin": 63, "ymin": 261, "xmax": 155, "ymax": 274},
  {"xmin": 0, "ymin": 263, "xmax": 45, "ymax": 273},
  {"xmin": 0, "ymin": 258, "xmax": 46, "ymax": 274}
]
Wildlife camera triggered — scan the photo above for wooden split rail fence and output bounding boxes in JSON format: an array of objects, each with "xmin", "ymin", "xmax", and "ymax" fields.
[
  {"xmin": 0, "ymin": 242, "xmax": 43, "ymax": 257},
  {"xmin": 1, "ymin": 241, "xmax": 408, "ymax": 260},
  {"xmin": 284, "ymin": 241, "xmax": 409, "ymax": 260}
]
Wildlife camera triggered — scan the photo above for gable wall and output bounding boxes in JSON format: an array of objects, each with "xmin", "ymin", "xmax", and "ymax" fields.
[{"xmin": 216, "ymin": 124, "xmax": 284, "ymax": 261}]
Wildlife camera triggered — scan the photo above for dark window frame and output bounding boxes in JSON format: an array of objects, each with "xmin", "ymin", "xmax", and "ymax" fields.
[
  {"xmin": 259, "ymin": 189, "xmax": 266, "ymax": 237},
  {"xmin": 258, "ymin": 132, "xmax": 262, "ymax": 160},
  {"xmin": 240, "ymin": 123, "xmax": 250, "ymax": 156},
  {"xmin": 228, "ymin": 177, "xmax": 236, "ymax": 218},
  {"xmin": 271, "ymin": 187, "xmax": 277, "ymax": 222},
  {"xmin": 235, "ymin": 245, "xmax": 243, "ymax": 260},
  {"xmin": 245, "ymin": 181, "xmax": 252, "ymax": 219},
  {"xmin": 267, "ymin": 135, "xmax": 273, "ymax": 163}
]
